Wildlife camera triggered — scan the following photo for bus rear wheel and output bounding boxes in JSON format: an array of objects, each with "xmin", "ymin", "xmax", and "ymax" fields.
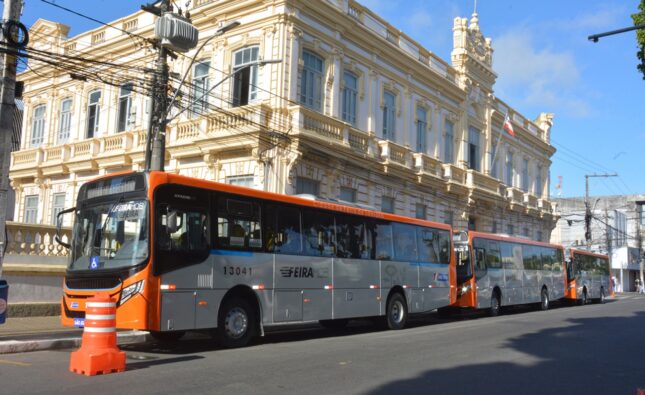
[
  {"xmin": 386, "ymin": 293, "xmax": 408, "ymax": 330},
  {"xmin": 540, "ymin": 288, "xmax": 549, "ymax": 311},
  {"xmin": 217, "ymin": 298, "xmax": 255, "ymax": 348},
  {"xmin": 490, "ymin": 293, "xmax": 501, "ymax": 317},
  {"xmin": 598, "ymin": 287, "xmax": 606, "ymax": 304}
]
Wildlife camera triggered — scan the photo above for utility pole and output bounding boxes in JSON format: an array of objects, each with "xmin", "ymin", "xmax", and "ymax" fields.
[
  {"xmin": 584, "ymin": 173, "xmax": 617, "ymax": 249},
  {"xmin": 142, "ymin": 0, "xmax": 198, "ymax": 172},
  {"xmin": 0, "ymin": 0, "xmax": 26, "ymax": 278},
  {"xmin": 144, "ymin": 0, "xmax": 171, "ymax": 172}
]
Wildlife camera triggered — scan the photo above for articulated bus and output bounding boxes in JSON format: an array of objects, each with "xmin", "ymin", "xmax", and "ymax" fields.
[
  {"xmin": 564, "ymin": 249, "xmax": 610, "ymax": 305},
  {"xmin": 58, "ymin": 171, "xmax": 456, "ymax": 347},
  {"xmin": 451, "ymin": 231, "xmax": 566, "ymax": 316}
]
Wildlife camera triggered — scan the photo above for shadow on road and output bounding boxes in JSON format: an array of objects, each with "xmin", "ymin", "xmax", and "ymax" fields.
[
  {"xmin": 365, "ymin": 310, "xmax": 645, "ymax": 395},
  {"xmin": 122, "ymin": 300, "xmax": 585, "ymax": 355}
]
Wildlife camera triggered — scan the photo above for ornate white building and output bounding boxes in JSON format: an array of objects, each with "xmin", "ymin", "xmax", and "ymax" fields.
[{"xmin": 11, "ymin": 0, "xmax": 557, "ymax": 240}]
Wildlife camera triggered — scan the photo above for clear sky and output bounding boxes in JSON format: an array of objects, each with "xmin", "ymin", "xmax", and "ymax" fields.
[{"xmin": 19, "ymin": 0, "xmax": 645, "ymax": 199}]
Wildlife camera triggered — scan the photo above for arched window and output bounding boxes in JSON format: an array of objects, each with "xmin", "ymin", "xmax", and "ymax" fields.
[
  {"xmin": 232, "ymin": 46, "xmax": 259, "ymax": 107},
  {"xmin": 86, "ymin": 90, "xmax": 101, "ymax": 138},
  {"xmin": 191, "ymin": 61, "xmax": 210, "ymax": 116},
  {"xmin": 341, "ymin": 71, "xmax": 358, "ymax": 126},
  {"xmin": 416, "ymin": 107, "xmax": 427, "ymax": 152},
  {"xmin": 30, "ymin": 104, "xmax": 46, "ymax": 147},
  {"xmin": 58, "ymin": 98, "xmax": 72, "ymax": 144},
  {"xmin": 117, "ymin": 82, "xmax": 134, "ymax": 132},
  {"xmin": 382, "ymin": 91, "xmax": 395, "ymax": 140},
  {"xmin": 300, "ymin": 50, "xmax": 323, "ymax": 111},
  {"xmin": 444, "ymin": 119, "xmax": 454, "ymax": 164}
]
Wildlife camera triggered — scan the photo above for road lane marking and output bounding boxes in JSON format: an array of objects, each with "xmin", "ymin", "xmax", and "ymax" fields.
[{"xmin": 0, "ymin": 359, "xmax": 31, "ymax": 367}]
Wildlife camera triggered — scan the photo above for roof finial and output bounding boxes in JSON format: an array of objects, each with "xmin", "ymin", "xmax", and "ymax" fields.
[{"xmin": 470, "ymin": 0, "xmax": 480, "ymax": 30}]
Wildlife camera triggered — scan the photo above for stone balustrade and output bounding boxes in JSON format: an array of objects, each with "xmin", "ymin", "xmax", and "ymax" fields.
[{"xmin": 5, "ymin": 221, "xmax": 70, "ymax": 258}]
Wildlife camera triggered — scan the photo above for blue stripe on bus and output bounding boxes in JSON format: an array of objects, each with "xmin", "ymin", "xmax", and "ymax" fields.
[
  {"xmin": 210, "ymin": 249, "xmax": 254, "ymax": 257},
  {"xmin": 408, "ymin": 262, "xmax": 446, "ymax": 269}
]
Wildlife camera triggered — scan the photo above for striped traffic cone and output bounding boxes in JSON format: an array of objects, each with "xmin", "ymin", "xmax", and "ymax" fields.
[{"xmin": 69, "ymin": 292, "xmax": 126, "ymax": 376}]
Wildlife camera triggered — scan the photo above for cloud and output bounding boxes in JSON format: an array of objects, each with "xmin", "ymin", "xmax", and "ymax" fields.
[
  {"xmin": 555, "ymin": 6, "xmax": 627, "ymax": 31},
  {"xmin": 493, "ymin": 28, "xmax": 590, "ymax": 117}
]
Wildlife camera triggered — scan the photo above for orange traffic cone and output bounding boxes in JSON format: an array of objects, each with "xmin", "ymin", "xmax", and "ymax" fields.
[{"xmin": 69, "ymin": 292, "xmax": 126, "ymax": 376}]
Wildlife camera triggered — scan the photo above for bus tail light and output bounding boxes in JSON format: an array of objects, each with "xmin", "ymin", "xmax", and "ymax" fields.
[
  {"xmin": 119, "ymin": 280, "xmax": 145, "ymax": 306},
  {"xmin": 252, "ymin": 284, "xmax": 265, "ymax": 290}
]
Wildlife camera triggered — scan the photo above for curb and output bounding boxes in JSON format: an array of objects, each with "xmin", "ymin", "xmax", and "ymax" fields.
[{"xmin": 0, "ymin": 331, "xmax": 150, "ymax": 354}]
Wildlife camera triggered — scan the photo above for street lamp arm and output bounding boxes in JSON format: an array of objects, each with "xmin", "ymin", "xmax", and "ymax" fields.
[
  {"xmin": 165, "ymin": 20, "xmax": 240, "ymax": 119},
  {"xmin": 167, "ymin": 59, "xmax": 281, "ymax": 122},
  {"xmin": 588, "ymin": 24, "xmax": 645, "ymax": 42}
]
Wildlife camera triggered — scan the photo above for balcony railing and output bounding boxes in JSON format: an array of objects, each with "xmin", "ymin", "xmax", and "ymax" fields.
[
  {"xmin": 413, "ymin": 153, "xmax": 442, "ymax": 178},
  {"xmin": 6, "ymin": 222, "xmax": 70, "ymax": 257},
  {"xmin": 466, "ymin": 170, "xmax": 501, "ymax": 195},
  {"xmin": 378, "ymin": 140, "xmax": 410, "ymax": 167}
]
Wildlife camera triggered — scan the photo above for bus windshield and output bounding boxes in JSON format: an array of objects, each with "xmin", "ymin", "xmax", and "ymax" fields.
[{"xmin": 69, "ymin": 199, "xmax": 149, "ymax": 271}]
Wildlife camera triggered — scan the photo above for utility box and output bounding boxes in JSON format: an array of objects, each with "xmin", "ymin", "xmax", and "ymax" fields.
[
  {"xmin": 155, "ymin": 13, "xmax": 198, "ymax": 53},
  {"xmin": 0, "ymin": 279, "xmax": 8, "ymax": 324}
]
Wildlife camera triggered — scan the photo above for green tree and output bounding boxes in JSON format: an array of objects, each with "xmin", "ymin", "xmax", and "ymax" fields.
[{"xmin": 633, "ymin": 0, "xmax": 645, "ymax": 79}]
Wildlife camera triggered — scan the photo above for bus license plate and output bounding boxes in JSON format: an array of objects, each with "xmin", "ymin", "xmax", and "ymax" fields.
[{"xmin": 73, "ymin": 318, "xmax": 85, "ymax": 328}]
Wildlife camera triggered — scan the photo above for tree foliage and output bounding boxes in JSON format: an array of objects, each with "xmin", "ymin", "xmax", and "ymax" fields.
[{"xmin": 633, "ymin": 0, "xmax": 645, "ymax": 79}]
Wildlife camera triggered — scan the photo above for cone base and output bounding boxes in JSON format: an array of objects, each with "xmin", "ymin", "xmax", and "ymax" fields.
[{"xmin": 69, "ymin": 348, "xmax": 126, "ymax": 376}]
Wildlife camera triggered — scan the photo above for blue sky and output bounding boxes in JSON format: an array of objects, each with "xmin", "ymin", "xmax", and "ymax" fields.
[{"xmin": 20, "ymin": 0, "xmax": 645, "ymax": 198}]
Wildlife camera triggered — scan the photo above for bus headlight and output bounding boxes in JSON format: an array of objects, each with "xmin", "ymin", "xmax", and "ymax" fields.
[
  {"xmin": 459, "ymin": 283, "xmax": 471, "ymax": 296},
  {"xmin": 120, "ymin": 280, "xmax": 145, "ymax": 306}
]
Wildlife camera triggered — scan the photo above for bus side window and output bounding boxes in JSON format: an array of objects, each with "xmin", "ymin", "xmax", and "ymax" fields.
[
  {"xmin": 487, "ymin": 241, "xmax": 501, "ymax": 269},
  {"xmin": 374, "ymin": 220, "xmax": 393, "ymax": 260},
  {"xmin": 475, "ymin": 248, "xmax": 486, "ymax": 270},
  {"xmin": 393, "ymin": 223, "xmax": 418, "ymax": 262},
  {"xmin": 217, "ymin": 197, "xmax": 262, "ymax": 251},
  {"xmin": 335, "ymin": 214, "xmax": 364, "ymax": 259},
  {"xmin": 302, "ymin": 209, "xmax": 335, "ymax": 257},
  {"xmin": 266, "ymin": 204, "xmax": 302, "ymax": 255}
]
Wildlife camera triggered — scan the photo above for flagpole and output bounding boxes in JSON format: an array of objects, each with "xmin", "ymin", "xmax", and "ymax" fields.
[{"xmin": 490, "ymin": 129, "xmax": 503, "ymax": 176}]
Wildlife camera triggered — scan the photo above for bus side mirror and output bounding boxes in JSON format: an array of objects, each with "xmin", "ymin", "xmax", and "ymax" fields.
[{"xmin": 54, "ymin": 206, "xmax": 75, "ymax": 249}]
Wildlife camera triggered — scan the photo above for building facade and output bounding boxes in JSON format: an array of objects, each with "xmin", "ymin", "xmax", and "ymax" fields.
[
  {"xmin": 551, "ymin": 195, "xmax": 645, "ymax": 292},
  {"xmin": 11, "ymin": 0, "xmax": 557, "ymax": 241}
]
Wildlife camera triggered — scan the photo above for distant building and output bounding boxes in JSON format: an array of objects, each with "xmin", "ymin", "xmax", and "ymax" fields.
[
  {"xmin": 12, "ymin": 1, "xmax": 557, "ymax": 239},
  {"xmin": 551, "ymin": 195, "xmax": 645, "ymax": 292}
]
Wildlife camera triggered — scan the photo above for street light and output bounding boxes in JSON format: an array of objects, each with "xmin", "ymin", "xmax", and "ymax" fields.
[{"xmin": 168, "ymin": 58, "xmax": 282, "ymax": 122}]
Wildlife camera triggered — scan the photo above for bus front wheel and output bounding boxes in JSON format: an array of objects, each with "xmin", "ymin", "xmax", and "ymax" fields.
[
  {"xmin": 217, "ymin": 298, "xmax": 255, "ymax": 348},
  {"xmin": 386, "ymin": 293, "xmax": 408, "ymax": 330}
]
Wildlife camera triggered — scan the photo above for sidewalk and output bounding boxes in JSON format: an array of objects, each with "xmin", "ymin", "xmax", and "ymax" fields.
[{"xmin": 0, "ymin": 316, "xmax": 149, "ymax": 354}]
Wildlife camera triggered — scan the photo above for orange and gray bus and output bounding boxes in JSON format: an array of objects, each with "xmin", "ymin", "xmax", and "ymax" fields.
[
  {"xmin": 564, "ymin": 248, "xmax": 610, "ymax": 304},
  {"xmin": 451, "ymin": 231, "xmax": 566, "ymax": 316},
  {"xmin": 58, "ymin": 171, "xmax": 456, "ymax": 347}
]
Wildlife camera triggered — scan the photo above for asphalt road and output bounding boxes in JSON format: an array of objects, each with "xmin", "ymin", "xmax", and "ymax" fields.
[{"xmin": 1, "ymin": 295, "xmax": 643, "ymax": 395}]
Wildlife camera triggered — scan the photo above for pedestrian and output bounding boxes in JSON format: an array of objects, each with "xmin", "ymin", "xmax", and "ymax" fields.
[
  {"xmin": 612, "ymin": 276, "xmax": 619, "ymax": 293},
  {"xmin": 635, "ymin": 278, "xmax": 640, "ymax": 293}
]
